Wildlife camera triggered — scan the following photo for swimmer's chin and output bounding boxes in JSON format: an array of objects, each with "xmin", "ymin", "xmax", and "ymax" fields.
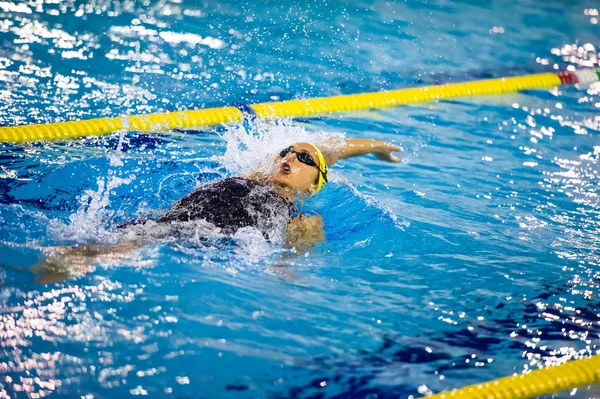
[
  {"xmin": 269, "ymin": 178, "xmax": 300, "ymax": 192},
  {"xmin": 264, "ymin": 176, "xmax": 309, "ymax": 199},
  {"xmin": 265, "ymin": 174, "xmax": 289, "ymax": 187}
]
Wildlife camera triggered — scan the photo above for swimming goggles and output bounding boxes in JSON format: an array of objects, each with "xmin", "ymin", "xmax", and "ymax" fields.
[{"xmin": 279, "ymin": 146, "xmax": 328, "ymax": 183}]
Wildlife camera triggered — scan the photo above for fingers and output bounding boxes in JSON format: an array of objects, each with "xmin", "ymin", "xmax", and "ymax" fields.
[
  {"xmin": 384, "ymin": 145, "xmax": 403, "ymax": 162},
  {"xmin": 373, "ymin": 142, "xmax": 403, "ymax": 163},
  {"xmin": 384, "ymin": 153, "xmax": 402, "ymax": 162},
  {"xmin": 374, "ymin": 152, "xmax": 403, "ymax": 162},
  {"xmin": 389, "ymin": 144, "xmax": 403, "ymax": 162},
  {"xmin": 381, "ymin": 141, "xmax": 402, "ymax": 151}
]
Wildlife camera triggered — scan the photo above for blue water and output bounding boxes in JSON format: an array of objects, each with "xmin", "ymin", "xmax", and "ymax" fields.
[{"xmin": 1, "ymin": 0, "xmax": 600, "ymax": 398}]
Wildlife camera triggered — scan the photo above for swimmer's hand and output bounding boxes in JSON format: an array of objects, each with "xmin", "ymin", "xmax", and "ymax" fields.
[
  {"xmin": 373, "ymin": 142, "xmax": 403, "ymax": 163},
  {"xmin": 323, "ymin": 138, "xmax": 402, "ymax": 165}
]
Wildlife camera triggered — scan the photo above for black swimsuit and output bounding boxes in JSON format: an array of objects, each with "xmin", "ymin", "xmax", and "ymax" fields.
[{"xmin": 155, "ymin": 177, "xmax": 296, "ymax": 240}]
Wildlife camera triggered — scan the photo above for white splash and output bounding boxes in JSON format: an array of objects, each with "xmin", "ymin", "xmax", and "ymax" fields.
[
  {"xmin": 220, "ymin": 119, "xmax": 346, "ymax": 178},
  {"xmin": 48, "ymin": 174, "xmax": 136, "ymax": 244},
  {"xmin": 232, "ymin": 227, "xmax": 277, "ymax": 263},
  {"xmin": 159, "ymin": 31, "xmax": 225, "ymax": 49}
]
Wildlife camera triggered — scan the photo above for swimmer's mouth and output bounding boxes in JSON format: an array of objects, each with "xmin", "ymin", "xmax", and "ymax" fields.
[{"xmin": 280, "ymin": 162, "xmax": 291, "ymax": 173}]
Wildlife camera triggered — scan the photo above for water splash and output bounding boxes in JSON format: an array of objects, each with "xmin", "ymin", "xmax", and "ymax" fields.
[
  {"xmin": 48, "ymin": 174, "xmax": 136, "ymax": 244},
  {"xmin": 220, "ymin": 119, "xmax": 346, "ymax": 178}
]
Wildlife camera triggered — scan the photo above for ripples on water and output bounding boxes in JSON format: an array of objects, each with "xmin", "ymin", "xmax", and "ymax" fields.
[{"xmin": 1, "ymin": 0, "xmax": 600, "ymax": 398}]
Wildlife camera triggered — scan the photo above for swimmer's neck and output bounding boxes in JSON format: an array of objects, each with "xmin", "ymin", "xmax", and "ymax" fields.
[
  {"xmin": 271, "ymin": 184, "xmax": 301, "ymax": 202},
  {"xmin": 245, "ymin": 173, "xmax": 302, "ymax": 202}
]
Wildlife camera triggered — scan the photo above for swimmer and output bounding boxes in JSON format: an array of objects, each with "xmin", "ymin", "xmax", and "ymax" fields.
[
  {"xmin": 30, "ymin": 138, "xmax": 402, "ymax": 283},
  {"xmin": 150, "ymin": 139, "xmax": 401, "ymax": 242}
]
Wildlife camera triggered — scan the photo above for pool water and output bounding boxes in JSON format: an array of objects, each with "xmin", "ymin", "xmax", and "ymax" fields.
[{"xmin": 1, "ymin": 0, "xmax": 600, "ymax": 398}]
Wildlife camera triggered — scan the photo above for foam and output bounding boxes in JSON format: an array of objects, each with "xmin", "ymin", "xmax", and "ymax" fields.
[
  {"xmin": 48, "ymin": 174, "xmax": 136, "ymax": 244},
  {"xmin": 220, "ymin": 118, "xmax": 346, "ymax": 179}
]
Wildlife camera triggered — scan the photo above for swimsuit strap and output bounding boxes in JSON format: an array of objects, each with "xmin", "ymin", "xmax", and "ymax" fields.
[
  {"xmin": 247, "ymin": 177, "xmax": 302, "ymax": 219},
  {"xmin": 280, "ymin": 196, "xmax": 302, "ymax": 219}
]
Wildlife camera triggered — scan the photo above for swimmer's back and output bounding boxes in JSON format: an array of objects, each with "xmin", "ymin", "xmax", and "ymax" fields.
[{"xmin": 156, "ymin": 177, "xmax": 294, "ymax": 239}]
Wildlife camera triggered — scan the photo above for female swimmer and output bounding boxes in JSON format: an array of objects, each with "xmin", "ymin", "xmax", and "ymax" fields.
[
  {"xmin": 148, "ymin": 138, "xmax": 402, "ymax": 243},
  {"xmin": 29, "ymin": 138, "xmax": 402, "ymax": 282}
]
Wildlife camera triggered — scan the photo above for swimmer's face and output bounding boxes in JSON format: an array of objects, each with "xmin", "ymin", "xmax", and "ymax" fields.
[{"xmin": 267, "ymin": 142, "xmax": 321, "ymax": 193}]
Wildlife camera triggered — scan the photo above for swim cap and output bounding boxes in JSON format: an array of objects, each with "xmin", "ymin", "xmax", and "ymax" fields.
[{"xmin": 307, "ymin": 143, "xmax": 328, "ymax": 194}]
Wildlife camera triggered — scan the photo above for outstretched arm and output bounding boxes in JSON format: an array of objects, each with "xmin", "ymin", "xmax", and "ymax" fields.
[
  {"xmin": 322, "ymin": 138, "xmax": 402, "ymax": 166},
  {"xmin": 30, "ymin": 242, "xmax": 141, "ymax": 284}
]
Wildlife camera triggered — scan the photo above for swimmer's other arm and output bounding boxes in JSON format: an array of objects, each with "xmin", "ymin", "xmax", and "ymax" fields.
[
  {"xmin": 286, "ymin": 214, "xmax": 324, "ymax": 250},
  {"xmin": 323, "ymin": 139, "xmax": 402, "ymax": 165}
]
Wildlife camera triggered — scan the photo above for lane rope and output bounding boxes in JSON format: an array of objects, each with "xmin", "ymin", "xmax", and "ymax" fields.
[
  {"xmin": 2, "ymin": 67, "xmax": 600, "ymax": 396},
  {"xmin": 424, "ymin": 353, "xmax": 600, "ymax": 399},
  {"xmin": 1, "ymin": 69, "xmax": 598, "ymax": 143}
]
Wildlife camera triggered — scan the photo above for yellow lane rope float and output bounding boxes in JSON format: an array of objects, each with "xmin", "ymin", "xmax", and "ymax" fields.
[
  {"xmin": 3, "ymin": 69, "xmax": 600, "ymax": 143},
  {"xmin": 423, "ymin": 354, "xmax": 600, "ymax": 399}
]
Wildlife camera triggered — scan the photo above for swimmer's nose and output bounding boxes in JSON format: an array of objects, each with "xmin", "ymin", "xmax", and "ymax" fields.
[{"xmin": 281, "ymin": 152, "xmax": 295, "ymax": 164}]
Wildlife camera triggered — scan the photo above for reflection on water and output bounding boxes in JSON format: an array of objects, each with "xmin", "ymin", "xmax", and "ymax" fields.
[{"xmin": 1, "ymin": 0, "xmax": 600, "ymax": 398}]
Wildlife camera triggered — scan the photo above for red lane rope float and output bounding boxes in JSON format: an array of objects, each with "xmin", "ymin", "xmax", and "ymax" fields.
[{"xmin": 558, "ymin": 71, "xmax": 579, "ymax": 85}]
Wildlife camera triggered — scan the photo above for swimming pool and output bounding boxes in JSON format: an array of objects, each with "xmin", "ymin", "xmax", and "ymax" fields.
[{"xmin": 1, "ymin": 0, "xmax": 600, "ymax": 397}]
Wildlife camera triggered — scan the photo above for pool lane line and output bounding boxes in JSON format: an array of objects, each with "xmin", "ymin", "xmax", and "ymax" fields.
[
  {"xmin": 422, "ymin": 353, "xmax": 600, "ymax": 399},
  {"xmin": 1, "ymin": 69, "xmax": 599, "ymax": 143}
]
